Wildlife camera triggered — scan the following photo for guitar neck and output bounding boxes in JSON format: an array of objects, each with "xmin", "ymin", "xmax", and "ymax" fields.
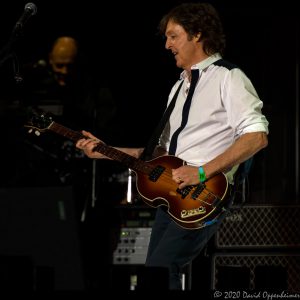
[{"xmin": 49, "ymin": 122, "xmax": 153, "ymax": 174}]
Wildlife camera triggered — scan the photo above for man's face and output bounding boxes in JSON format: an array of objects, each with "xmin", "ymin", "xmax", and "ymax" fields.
[
  {"xmin": 164, "ymin": 20, "xmax": 202, "ymax": 70},
  {"xmin": 49, "ymin": 44, "xmax": 77, "ymax": 86}
]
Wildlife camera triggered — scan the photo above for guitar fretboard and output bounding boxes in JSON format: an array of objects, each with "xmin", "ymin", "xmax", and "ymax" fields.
[{"xmin": 50, "ymin": 122, "xmax": 154, "ymax": 174}]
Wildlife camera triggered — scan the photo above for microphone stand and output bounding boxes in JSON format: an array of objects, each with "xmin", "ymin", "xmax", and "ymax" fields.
[
  {"xmin": 80, "ymin": 109, "xmax": 98, "ymax": 222},
  {"xmin": 91, "ymin": 108, "xmax": 100, "ymax": 209},
  {"xmin": 0, "ymin": 2, "xmax": 37, "ymax": 83},
  {"xmin": 0, "ymin": 15, "xmax": 27, "ymax": 84},
  {"xmin": 91, "ymin": 158, "xmax": 97, "ymax": 208}
]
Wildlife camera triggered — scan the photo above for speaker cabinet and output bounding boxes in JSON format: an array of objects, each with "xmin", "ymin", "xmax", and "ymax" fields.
[
  {"xmin": 215, "ymin": 205, "xmax": 300, "ymax": 249},
  {"xmin": 0, "ymin": 186, "xmax": 84, "ymax": 290},
  {"xmin": 211, "ymin": 253, "xmax": 300, "ymax": 292}
]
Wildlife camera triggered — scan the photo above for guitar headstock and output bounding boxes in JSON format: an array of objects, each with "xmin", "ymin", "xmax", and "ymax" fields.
[{"xmin": 24, "ymin": 108, "xmax": 54, "ymax": 136}]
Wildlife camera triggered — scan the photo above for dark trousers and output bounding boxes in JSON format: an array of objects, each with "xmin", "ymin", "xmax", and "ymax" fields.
[{"xmin": 145, "ymin": 206, "xmax": 227, "ymax": 290}]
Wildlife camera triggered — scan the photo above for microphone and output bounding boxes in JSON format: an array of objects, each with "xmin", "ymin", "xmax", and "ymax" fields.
[{"xmin": 13, "ymin": 3, "xmax": 37, "ymax": 34}]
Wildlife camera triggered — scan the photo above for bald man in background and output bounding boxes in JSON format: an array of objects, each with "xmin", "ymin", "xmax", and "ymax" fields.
[
  {"xmin": 23, "ymin": 35, "xmax": 116, "ymax": 133},
  {"xmin": 48, "ymin": 36, "xmax": 79, "ymax": 87}
]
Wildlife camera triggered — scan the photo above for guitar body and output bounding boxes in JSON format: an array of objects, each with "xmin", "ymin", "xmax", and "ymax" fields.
[
  {"xmin": 25, "ymin": 114, "xmax": 230, "ymax": 230},
  {"xmin": 133, "ymin": 155, "xmax": 230, "ymax": 229}
]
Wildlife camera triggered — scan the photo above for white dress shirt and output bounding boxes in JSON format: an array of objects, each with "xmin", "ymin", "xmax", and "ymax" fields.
[{"xmin": 159, "ymin": 53, "xmax": 269, "ymax": 168}]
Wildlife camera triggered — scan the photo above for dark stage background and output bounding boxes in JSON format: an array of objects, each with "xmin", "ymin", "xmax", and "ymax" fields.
[{"xmin": 0, "ymin": 0, "xmax": 299, "ymax": 293}]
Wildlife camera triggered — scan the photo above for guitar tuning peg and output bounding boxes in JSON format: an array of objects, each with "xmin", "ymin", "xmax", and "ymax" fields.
[
  {"xmin": 28, "ymin": 128, "xmax": 33, "ymax": 133},
  {"xmin": 35, "ymin": 131, "xmax": 41, "ymax": 136}
]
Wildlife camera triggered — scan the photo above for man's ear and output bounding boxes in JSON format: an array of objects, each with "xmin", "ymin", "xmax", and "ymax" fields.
[{"xmin": 195, "ymin": 32, "xmax": 202, "ymax": 42}]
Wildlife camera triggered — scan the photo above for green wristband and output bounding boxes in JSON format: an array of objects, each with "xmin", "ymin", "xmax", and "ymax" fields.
[{"xmin": 198, "ymin": 166, "xmax": 207, "ymax": 183}]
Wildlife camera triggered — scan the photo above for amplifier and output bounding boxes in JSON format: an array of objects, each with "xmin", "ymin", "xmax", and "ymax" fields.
[
  {"xmin": 215, "ymin": 205, "xmax": 300, "ymax": 249},
  {"xmin": 113, "ymin": 227, "xmax": 151, "ymax": 265},
  {"xmin": 211, "ymin": 253, "xmax": 300, "ymax": 292},
  {"xmin": 116, "ymin": 204, "xmax": 156, "ymax": 228}
]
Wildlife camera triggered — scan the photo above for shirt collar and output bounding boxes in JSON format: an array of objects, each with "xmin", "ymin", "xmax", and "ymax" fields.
[{"xmin": 180, "ymin": 53, "xmax": 222, "ymax": 80}]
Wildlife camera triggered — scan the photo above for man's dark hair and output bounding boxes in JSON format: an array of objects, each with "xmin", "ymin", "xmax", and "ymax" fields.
[{"xmin": 159, "ymin": 2, "xmax": 226, "ymax": 56}]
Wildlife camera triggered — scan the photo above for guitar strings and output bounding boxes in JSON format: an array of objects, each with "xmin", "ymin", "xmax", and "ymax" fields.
[{"xmin": 152, "ymin": 168, "xmax": 221, "ymax": 207}]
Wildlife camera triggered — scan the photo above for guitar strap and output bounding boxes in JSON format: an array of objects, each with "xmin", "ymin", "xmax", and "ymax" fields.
[
  {"xmin": 140, "ymin": 80, "xmax": 184, "ymax": 161},
  {"xmin": 168, "ymin": 69, "xmax": 199, "ymax": 155}
]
